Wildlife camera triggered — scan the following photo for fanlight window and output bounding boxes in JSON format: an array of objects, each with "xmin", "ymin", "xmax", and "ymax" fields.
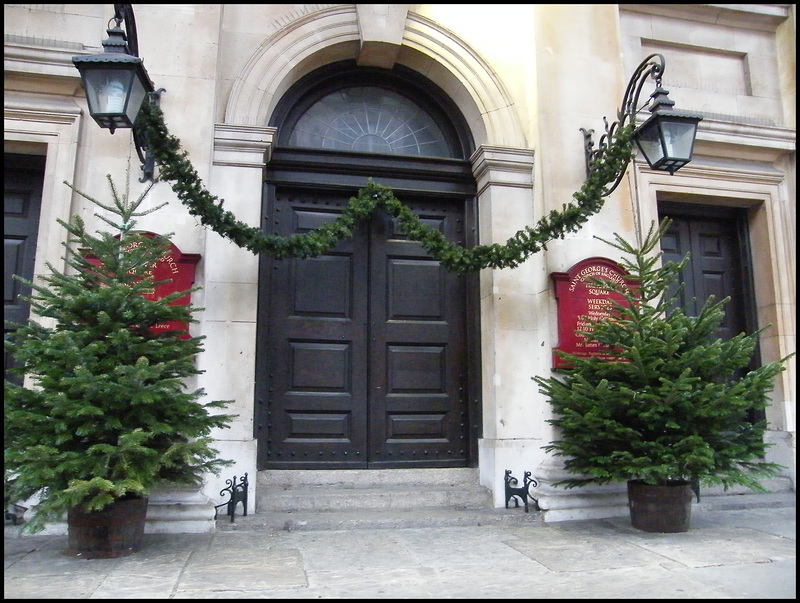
[{"xmin": 287, "ymin": 86, "xmax": 454, "ymax": 158}]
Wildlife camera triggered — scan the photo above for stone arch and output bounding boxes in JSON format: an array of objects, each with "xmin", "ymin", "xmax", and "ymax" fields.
[{"xmin": 224, "ymin": 5, "xmax": 526, "ymax": 150}]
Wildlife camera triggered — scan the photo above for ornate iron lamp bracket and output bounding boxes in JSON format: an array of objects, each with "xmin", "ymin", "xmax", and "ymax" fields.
[
  {"xmin": 73, "ymin": 4, "xmax": 164, "ymax": 182},
  {"xmin": 581, "ymin": 53, "xmax": 666, "ymax": 194},
  {"xmin": 113, "ymin": 4, "xmax": 163, "ymax": 183}
]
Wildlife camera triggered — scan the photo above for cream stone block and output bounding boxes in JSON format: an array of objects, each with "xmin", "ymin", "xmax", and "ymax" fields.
[
  {"xmin": 489, "ymin": 256, "xmax": 548, "ymax": 297},
  {"xmin": 746, "ymin": 54, "xmax": 783, "ymax": 98},
  {"xmin": 4, "ymin": 4, "xmax": 106, "ymax": 44},
  {"xmin": 197, "ymin": 320, "xmax": 257, "ymax": 437},
  {"xmin": 537, "ymin": 54, "xmax": 621, "ymax": 124},
  {"xmin": 493, "ymin": 292, "xmax": 537, "ymax": 332},
  {"xmin": 479, "ymin": 308, "xmax": 500, "ymax": 433},
  {"xmin": 203, "ymin": 235, "xmax": 260, "ymax": 284},
  {"xmin": 145, "ymin": 486, "xmax": 216, "ymax": 534},
  {"xmin": 736, "ymin": 95, "xmax": 784, "ymax": 124},
  {"xmin": 155, "ymin": 76, "xmax": 217, "ymax": 161},
  {"xmin": 667, "ymin": 48, "xmax": 747, "ymax": 95},
  {"xmin": 734, "ymin": 29, "xmax": 785, "ymax": 56},
  {"xmin": 416, "ymin": 5, "xmax": 535, "ymax": 111},
  {"xmin": 208, "ymin": 175, "xmax": 263, "ymax": 227},
  {"xmin": 202, "ymin": 281, "xmax": 258, "ymax": 323},
  {"xmin": 618, "ymin": 10, "xmax": 655, "ymax": 39},
  {"xmin": 674, "ymin": 19, "xmax": 739, "ymax": 50},
  {"xmin": 490, "ymin": 328, "xmax": 545, "ymax": 439},
  {"xmin": 136, "ymin": 5, "xmax": 222, "ymax": 81},
  {"xmin": 534, "ymin": 4, "xmax": 620, "ymax": 60},
  {"xmin": 220, "ymin": 4, "xmax": 305, "ymax": 38},
  {"xmin": 486, "ymin": 199, "xmax": 535, "ymax": 243},
  {"xmin": 675, "ymin": 88, "xmax": 737, "ymax": 119}
]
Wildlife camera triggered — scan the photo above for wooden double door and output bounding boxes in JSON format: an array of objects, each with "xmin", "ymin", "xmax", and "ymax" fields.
[{"xmin": 258, "ymin": 189, "xmax": 470, "ymax": 468}]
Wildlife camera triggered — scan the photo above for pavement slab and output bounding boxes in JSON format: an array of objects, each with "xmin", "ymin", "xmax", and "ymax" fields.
[{"xmin": 5, "ymin": 493, "xmax": 795, "ymax": 599}]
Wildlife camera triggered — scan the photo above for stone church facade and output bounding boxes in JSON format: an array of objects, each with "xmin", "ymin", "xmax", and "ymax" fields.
[{"xmin": 5, "ymin": 4, "xmax": 795, "ymax": 532}]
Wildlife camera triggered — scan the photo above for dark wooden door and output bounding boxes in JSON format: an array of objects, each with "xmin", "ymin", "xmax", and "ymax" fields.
[
  {"xmin": 659, "ymin": 205, "xmax": 762, "ymax": 424},
  {"xmin": 5, "ymin": 154, "xmax": 45, "ymax": 380},
  {"xmin": 658, "ymin": 208, "xmax": 750, "ymax": 343},
  {"xmin": 261, "ymin": 190, "xmax": 469, "ymax": 468}
]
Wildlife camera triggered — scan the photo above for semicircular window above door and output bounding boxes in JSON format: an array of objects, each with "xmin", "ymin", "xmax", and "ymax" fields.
[{"xmin": 286, "ymin": 86, "xmax": 454, "ymax": 158}]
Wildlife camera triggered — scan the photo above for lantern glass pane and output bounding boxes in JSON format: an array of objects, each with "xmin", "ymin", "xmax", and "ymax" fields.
[
  {"xmin": 80, "ymin": 67, "xmax": 149, "ymax": 130},
  {"xmin": 82, "ymin": 69, "xmax": 133, "ymax": 115},
  {"xmin": 634, "ymin": 121, "xmax": 665, "ymax": 167},
  {"xmin": 662, "ymin": 120, "xmax": 697, "ymax": 160},
  {"xmin": 126, "ymin": 76, "xmax": 148, "ymax": 124}
]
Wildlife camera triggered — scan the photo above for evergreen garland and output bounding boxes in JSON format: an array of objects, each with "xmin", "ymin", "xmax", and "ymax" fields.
[{"xmin": 136, "ymin": 102, "xmax": 634, "ymax": 273}]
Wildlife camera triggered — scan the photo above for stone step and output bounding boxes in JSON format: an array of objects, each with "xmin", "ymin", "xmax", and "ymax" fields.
[
  {"xmin": 256, "ymin": 483, "xmax": 493, "ymax": 512},
  {"xmin": 230, "ymin": 469, "xmax": 795, "ymax": 533},
  {"xmin": 216, "ymin": 505, "xmax": 541, "ymax": 532},
  {"xmin": 216, "ymin": 490, "xmax": 795, "ymax": 533},
  {"xmin": 257, "ymin": 467, "xmax": 482, "ymax": 489},
  {"xmin": 694, "ymin": 490, "xmax": 796, "ymax": 512},
  {"xmin": 255, "ymin": 467, "xmax": 492, "ymax": 514}
]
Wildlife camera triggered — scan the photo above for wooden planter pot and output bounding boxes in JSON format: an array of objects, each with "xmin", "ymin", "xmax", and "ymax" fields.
[
  {"xmin": 67, "ymin": 496, "xmax": 148, "ymax": 558},
  {"xmin": 627, "ymin": 480, "xmax": 693, "ymax": 533}
]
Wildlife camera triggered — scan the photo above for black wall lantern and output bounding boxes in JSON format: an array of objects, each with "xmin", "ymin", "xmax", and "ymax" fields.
[
  {"xmin": 72, "ymin": 4, "xmax": 163, "ymax": 182},
  {"xmin": 582, "ymin": 53, "xmax": 703, "ymax": 193}
]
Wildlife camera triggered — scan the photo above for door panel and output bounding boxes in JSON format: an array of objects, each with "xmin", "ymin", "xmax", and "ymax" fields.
[
  {"xmin": 369, "ymin": 204, "xmax": 467, "ymax": 467},
  {"xmin": 660, "ymin": 207, "xmax": 759, "ymax": 422},
  {"xmin": 659, "ymin": 211, "xmax": 747, "ymax": 343},
  {"xmin": 5, "ymin": 154, "xmax": 45, "ymax": 380},
  {"xmin": 261, "ymin": 190, "xmax": 468, "ymax": 468},
  {"xmin": 265, "ymin": 196, "xmax": 370, "ymax": 466}
]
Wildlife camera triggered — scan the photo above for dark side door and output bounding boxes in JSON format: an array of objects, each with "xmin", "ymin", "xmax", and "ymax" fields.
[
  {"xmin": 658, "ymin": 204, "xmax": 753, "ymax": 345},
  {"xmin": 658, "ymin": 202, "xmax": 761, "ymax": 421},
  {"xmin": 5, "ymin": 153, "xmax": 45, "ymax": 380}
]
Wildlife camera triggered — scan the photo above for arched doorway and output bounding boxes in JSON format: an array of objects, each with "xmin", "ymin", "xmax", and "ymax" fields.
[{"xmin": 255, "ymin": 62, "xmax": 480, "ymax": 469}]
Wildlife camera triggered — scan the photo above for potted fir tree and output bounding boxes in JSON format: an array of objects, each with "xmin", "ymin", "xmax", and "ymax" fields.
[
  {"xmin": 4, "ymin": 171, "xmax": 234, "ymax": 557},
  {"xmin": 534, "ymin": 218, "xmax": 791, "ymax": 532}
]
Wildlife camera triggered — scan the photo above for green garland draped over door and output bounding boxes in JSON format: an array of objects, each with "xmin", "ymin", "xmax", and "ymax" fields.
[{"xmin": 136, "ymin": 103, "xmax": 634, "ymax": 274}]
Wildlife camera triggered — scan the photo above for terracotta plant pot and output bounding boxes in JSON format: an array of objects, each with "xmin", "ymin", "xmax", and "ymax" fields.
[
  {"xmin": 67, "ymin": 496, "xmax": 148, "ymax": 558},
  {"xmin": 627, "ymin": 480, "xmax": 693, "ymax": 533}
]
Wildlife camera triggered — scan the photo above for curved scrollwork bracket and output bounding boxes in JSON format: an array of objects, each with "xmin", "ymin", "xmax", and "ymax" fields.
[{"xmin": 582, "ymin": 53, "xmax": 666, "ymax": 195}]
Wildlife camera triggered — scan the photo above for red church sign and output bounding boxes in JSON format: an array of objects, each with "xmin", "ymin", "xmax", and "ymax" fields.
[
  {"xmin": 85, "ymin": 232, "xmax": 200, "ymax": 338},
  {"xmin": 550, "ymin": 257, "xmax": 630, "ymax": 369}
]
